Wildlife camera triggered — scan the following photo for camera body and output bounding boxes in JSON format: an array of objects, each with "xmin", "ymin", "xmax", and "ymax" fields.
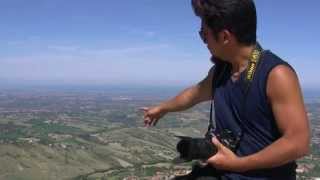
[{"xmin": 173, "ymin": 130, "xmax": 241, "ymax": 163}]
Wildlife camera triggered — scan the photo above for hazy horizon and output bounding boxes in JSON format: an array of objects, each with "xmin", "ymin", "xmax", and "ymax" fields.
[
  {"xmin": 1, "ymin": 1, "xmax": 319, "ymax": 89},
  {"xmin": 0, "ymin": 80, "xmax": 319, "ymax": 99}
]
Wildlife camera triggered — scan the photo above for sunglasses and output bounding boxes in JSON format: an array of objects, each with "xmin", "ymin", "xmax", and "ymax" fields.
[
  {"xmin": 193, "ymin": 0, "xmax": 209, "ymax": 44},
  {"xmin": 199, "ymin": 25, "xmax": 208, "ymax": 44}
]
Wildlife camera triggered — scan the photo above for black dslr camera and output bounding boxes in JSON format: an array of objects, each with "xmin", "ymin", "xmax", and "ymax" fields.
[{"xmin": 173, "ymin": 130, "xmax": 241, "ymax": 163}]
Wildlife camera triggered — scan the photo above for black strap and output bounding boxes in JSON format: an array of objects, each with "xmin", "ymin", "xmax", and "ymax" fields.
[{"xmin": 207, "ymin": 43, "xmax": 264, "ymax": 137}]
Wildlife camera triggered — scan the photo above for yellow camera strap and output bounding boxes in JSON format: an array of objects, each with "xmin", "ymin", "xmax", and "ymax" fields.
[{"xmin": 244, "ymin": 43, "xmax": 263, "ymax": 96}]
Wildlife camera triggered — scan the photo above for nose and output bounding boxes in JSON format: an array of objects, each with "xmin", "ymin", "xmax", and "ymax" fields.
[{"xmin": 199, "ymin": 28, "xmax": 207, "ymax": 44}]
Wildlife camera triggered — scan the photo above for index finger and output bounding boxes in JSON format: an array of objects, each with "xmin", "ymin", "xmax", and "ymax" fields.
[
  {"xmin": 139, "ymin": 107, "xmax": 149, "ymax": 112},
  {"xmin": 212, "ymin": 137, "xmax": 223, "ymax": 150}
]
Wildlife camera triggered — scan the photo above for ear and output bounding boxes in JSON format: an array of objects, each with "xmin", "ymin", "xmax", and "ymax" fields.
[{"xmin": 219, "ymin": 30, "xmax": 232, "ymax": 45}]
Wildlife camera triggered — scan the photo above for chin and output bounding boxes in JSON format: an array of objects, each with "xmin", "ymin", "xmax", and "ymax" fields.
[
  {"xmin": 210, "ymin": 55, "xmax": 226, "ymax": 64},
  {"xmin": 210, "ymin": 56, "xmax": 216, "ymax": 64}
]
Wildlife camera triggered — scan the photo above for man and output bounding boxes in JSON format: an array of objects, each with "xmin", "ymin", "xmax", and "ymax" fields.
[{"xmin": 141, "ymin": 0, "xmax": 310, "ymax": 179}]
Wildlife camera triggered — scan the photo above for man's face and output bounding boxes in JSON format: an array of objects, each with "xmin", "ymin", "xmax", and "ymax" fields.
[{"xmin": 200, "ymin": 20, "xmax": 229, "ymax": 63}]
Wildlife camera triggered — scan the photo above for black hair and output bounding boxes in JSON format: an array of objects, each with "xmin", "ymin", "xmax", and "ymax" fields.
[{"xmin": 192, "ymin": 0, "xmax": 257, "ymax": 45}]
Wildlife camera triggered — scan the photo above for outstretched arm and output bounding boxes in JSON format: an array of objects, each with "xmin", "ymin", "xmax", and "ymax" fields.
[
  {"xmin": 159, "ymin": 67, "xmax": 214, "ymax": 112},
  {"xmin": 142, "ymin": 67, "xmax": 214, "ymax": 126}
]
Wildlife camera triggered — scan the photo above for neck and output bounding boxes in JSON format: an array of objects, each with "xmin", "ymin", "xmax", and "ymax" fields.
[{"xmin": 230, "ymin": 44, "xmax": 256, "ymax": 74}]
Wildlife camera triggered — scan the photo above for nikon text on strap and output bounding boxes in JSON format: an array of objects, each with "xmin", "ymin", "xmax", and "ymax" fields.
[{"xmin": 244, "ymin": 43, "xmax": 263, "ymax": 96}]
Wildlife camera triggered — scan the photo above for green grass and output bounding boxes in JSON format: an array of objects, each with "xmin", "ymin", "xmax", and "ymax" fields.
[{"xmin": 0, "ymin": 123, "xmax": 27, "ymax": 141}]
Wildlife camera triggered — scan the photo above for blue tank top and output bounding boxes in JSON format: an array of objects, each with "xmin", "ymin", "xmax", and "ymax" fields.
[{"xmin": 209, "ymin": 50, "xmax": 297, "ymax": 179}]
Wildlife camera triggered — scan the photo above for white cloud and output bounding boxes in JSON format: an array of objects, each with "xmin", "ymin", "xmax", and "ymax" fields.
[
  {"xmin": 83, "ymin": 43, "xmax": 170, "ymax": 56},
  {"xmin": 0, "ymin": 43, "xmax": 211, "ymax": 86},
  {"xmin": 120, "ymin": 26, "xmax": 158, "ymax": 38},
  {"xmin": 7, "ymin": 41, "xmax": 25, "ymax": 46},
  {"xmin": 145, "ymin": 31, "xmax": 156, "ymax": 38},
  {"xmin": 47, "ymin": 45, "xmax": 79, "ymax": 51}
]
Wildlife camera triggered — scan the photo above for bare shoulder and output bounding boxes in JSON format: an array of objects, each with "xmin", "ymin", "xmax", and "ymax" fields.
[
  {"xmin": 266, "ymin": 64, "xmax": 300, "ymax": 100},
  {"xmin": 266, "ymin": 64, "xmax": 309, "ymax": 150}
]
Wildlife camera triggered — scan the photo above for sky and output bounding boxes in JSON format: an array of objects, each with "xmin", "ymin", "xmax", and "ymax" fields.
[{"xmin": 0, "ymin": 0, "xmax": 319, "ymax": 89}]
